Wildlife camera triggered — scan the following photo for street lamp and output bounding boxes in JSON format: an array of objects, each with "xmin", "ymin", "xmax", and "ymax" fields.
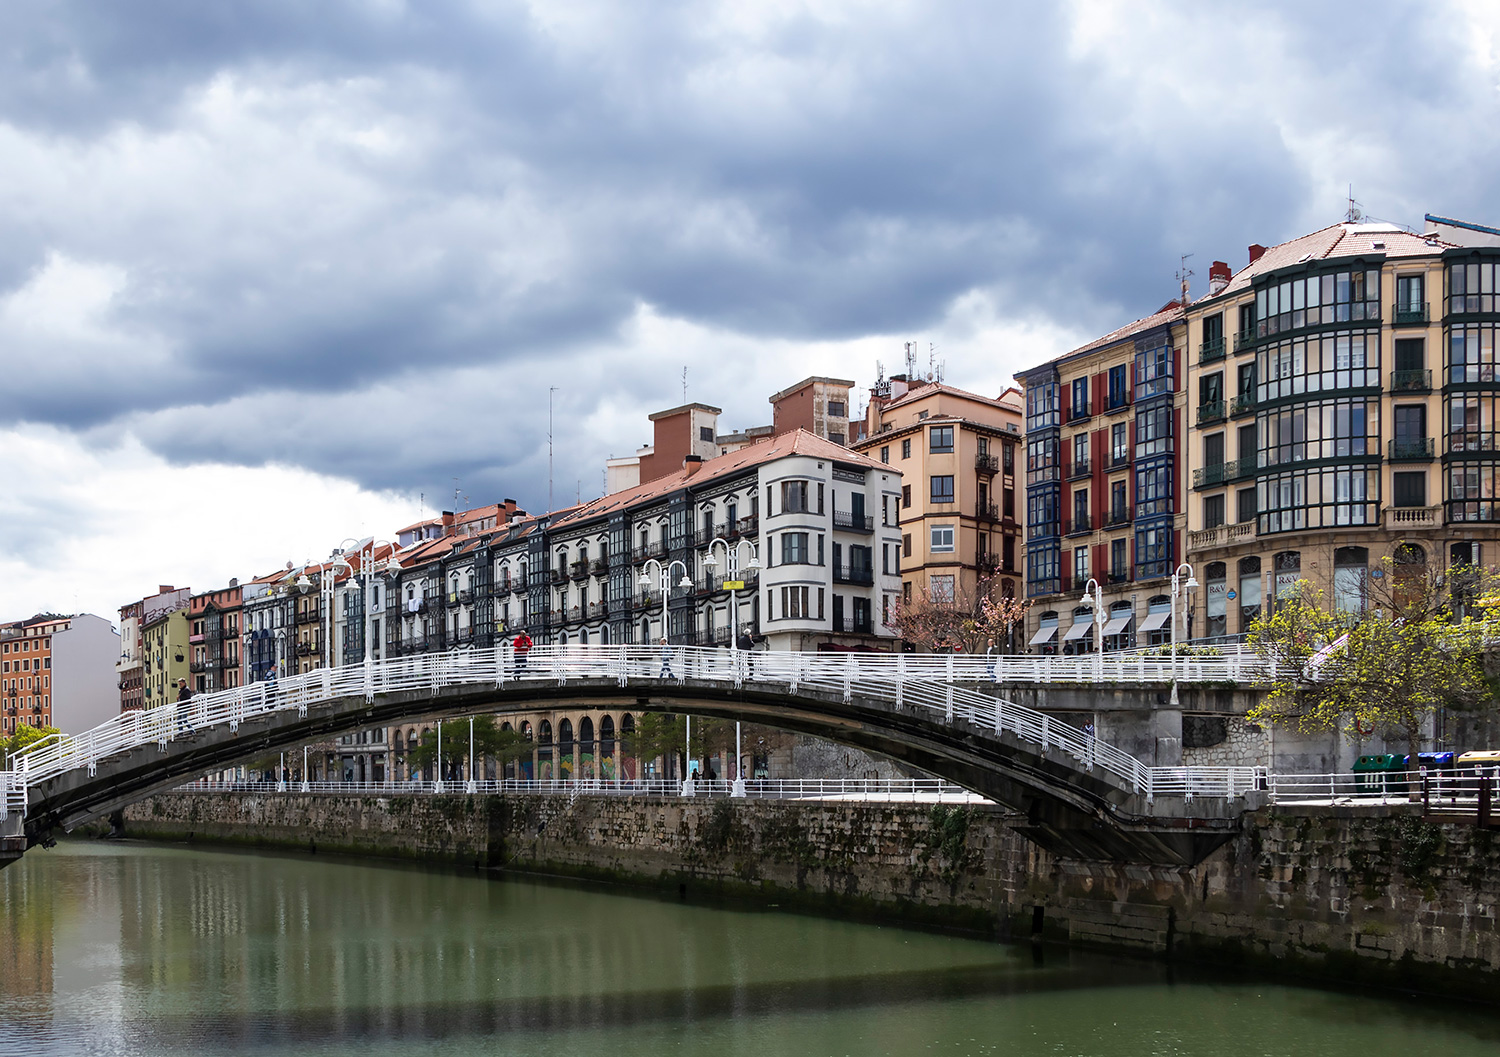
[
  {"xmin": 638, "ymin": 557, "xmax": 693, "ymax": 786},
  {"xmin": 702, "ymin": 536, "xmax": 762, "ymax": 798},
  {"xmin": 1079, "ymin": 577, "xmax": 1106, "ymax": 675},
  {"xmin": 1170, "ymin": 562, "xmax": 1199, "ymax": 705}
]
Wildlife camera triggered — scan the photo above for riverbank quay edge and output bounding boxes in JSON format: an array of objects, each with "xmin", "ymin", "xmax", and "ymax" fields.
[{"xmin": 107, "ymin": 791, "xmax": 1500, "ymax": 1002}]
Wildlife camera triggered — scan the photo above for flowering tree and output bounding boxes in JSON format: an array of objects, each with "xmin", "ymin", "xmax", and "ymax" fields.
[{"xmin": 886, "ymin": 575, "xmax": 1031, "ymax": 654}]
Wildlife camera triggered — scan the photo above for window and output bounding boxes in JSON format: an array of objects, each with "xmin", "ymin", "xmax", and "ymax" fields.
[
  {"xmin": 1111, "ymin": 537, "xmax": 1127, "ymax": 578},
  {"xmin": 1072, "ymin": 433, "xmax": 1089, "ymax": 473},
  {"xmin": 1134, "ymin": 460, "xmax": 1173, "ymax": 518},
  {"xmin": 901, "ymin": 438, "xmax": 911, "ymax": 459},
  {"xmin": 1107, "ymin": 365, "xmax": 1128, "ymax": 410},
  {"xmin": 781, "ymin": 480, "xmax": 809, "ymax": 513},
  {"xmin": 1394, "ymin": 338, "xmax": 1425, "ymax": 374},
  {"xmin": 930, "ymin": 476, "xmax": 954, "ymax": 504},
  {"xmin": 902, "ymin": 533, "xmax": 912, "ymax": 558},
  {"xmin": 1134, "ymin": 341, "xmax": 1173, "ymax": 400},
  {"xmin": 1393, "ymin": 471, "xmax": 1426, "ymax": 508},
  {"xmin": 1447, "ymin": 260, "xmax": 1500, "ymax": 315},
  {"xmin": 1333, "ymin": 546, "xmax": 1369, "ymax": 614},
  {"xmin": 1134, "ymin": 403, "xmax": 1172, "ymax": 458},
  {"xmin": 930, "ymin": 425, "xmax": 954, "ymax": 452},
  {"xmin": 1002, "ymin": 444, "xmax": 1014, "ymax": 473},
  {"xmin": 1199, "ymin": 372, "xmax": 1223, "ymax": 407},
  {"xmin": 1202, "ymin": 312, "xmax": 1224, "ymax": 349},
  {"xmin": 781, "ymin": 532, "xmax": 809, "ymax": 564},
  {"xmin": 828, "ymin": 400, "xmax": 846, "ymax": 418},
  {"xmin": 918, "ymin": 410, "xmax": 929, "ymax": 420},
  {"xmin": 780, "ymin": 586, "xmax": 810, "ymax": 619},
  {"xmin": 1071, "ymin": 377, "xmax": 1090, "ymax": 419},
  {"xmin": 929, "ymin": 575, "xmax": 955, "ymax": 604},
  {"xmin": 1258, "ymin": 466, "xmax": 1377, "ymax": 533},
  {"xmin": 1073, "ymin": 546, "xmax": 1088, "ymax": 583},
  {"xmin": 829, "ymin": 432, "xmax": 845, "ymax": 446},
  {"xmin": 1026, "ymin": 380, "xmax": 1060, "ymax": 430},
  {"xmin": 1071, "ymin": 488, "xmax": 1088, "ymax": 531},
  {"xmin": 700, "ymin": 426, "xmax": 714, "ymax": 442},
  {"xmin": 1110, "ymin": 480, "xmax": 1127, "ymax": 522},
  {"xmin": 1027, "ymin": 435, "xmax": 1060, "ymax": 484},
  {"xmin": 1236, "ymin": 487, "xmax": 1257, "ymax": 524},
  {"xmin": 1260, "ymin": 398, "xmax": 1377, "ymax": 466},
  {"xmin": 1447, "ymin": 325, "xmax": 1500, "ymax": 386},
  {"xmin": 1238, "ymin": 556, "xmax": 1262, "ymax": 631},
  {"xmin": 1238, "ymin": 423, "xmax": 1257, "ymax": 463},
  {"xmin": 1134, "ymin": 523, "xmax": 1172, "ymax": 579},
  {"xmin": 1255, "ymin": 268, "xmax": 1380, "ymax": 338},
  {"xmin": 1203, "ymin": 432, "xmax": 1224, "ymax": 468},
  {"xmin": 902, "ymin": 484, "xmax": 912, "ymax": 508},
  {"xmin": 930, "ymin": 525, "xmax": 955, "ymax": 553},
  {"xmin": 1396, "ymin": 275, "xmax": 1424, "ymax": 315},
  {"xmin": 1205, "ymin": 561, "xmax": 1227, "ymax": 637},
  {"xmin": 1111, "ymin": 423, "xmax": 1129, "ymax": 465},
  {"xmin": 1203, "ymin": 493, "xmax": 1225, "ymax": 529},
  {"xmin": 880, "ymin": 445, "xmax": 889, "ymax": 464},
  {"xmin": 1257, "ymin": 330, "xmax": 1380, "ymax": 401}
]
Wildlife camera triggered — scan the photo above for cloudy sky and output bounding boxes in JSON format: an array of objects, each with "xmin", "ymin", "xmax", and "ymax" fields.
[{"xmin": 3, "ymin": 0, "xmax": 1500, "ymax": 621}]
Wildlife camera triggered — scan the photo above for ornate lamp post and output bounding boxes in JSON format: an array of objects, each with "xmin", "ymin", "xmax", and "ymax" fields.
[
  {"xmin": 1079, "ymin": 577, "xmax": 1107, "ymax": 677},
  {"xmin": 1170, "ymin": 562, "xmax": 1199, "ymax": 706},
  {"xmin": 702, "ymin": 537, "xmax": 762, "ymax": 797},
  {"xmin": 638, "ymin": 557, "xmax": 693, "ymax": 785}
]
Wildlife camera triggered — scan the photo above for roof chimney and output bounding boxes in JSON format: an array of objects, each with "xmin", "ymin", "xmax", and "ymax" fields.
[
  {"xmin": 1248, "ymin": 244, "xmax": 1267, "ymax": 265},
  {"xmin": 683, "ymin": 454, "xmax": 704, "ymax": 477},
  {"xmin": 441, "ymin": 510, "xmax": 456, "ymax": 535},
  {"xmin": 1209, "ymin": 260, "xmax": 1232, "ymax": 296}
]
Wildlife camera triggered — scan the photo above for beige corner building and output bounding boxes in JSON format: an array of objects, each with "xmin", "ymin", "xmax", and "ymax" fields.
[{"xmin": 1183, "ymin": 214, "xmax": 1500, "ymax": 637}]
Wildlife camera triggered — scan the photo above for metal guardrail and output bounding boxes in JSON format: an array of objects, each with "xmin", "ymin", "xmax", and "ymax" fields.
[
  {"xmin": 0, "ymin": 770, "xmax": 23, "ymax": 821},
  {"xmin": 1, "ymin": 645, "xmax": 1280, "ymax": 816},
  {"xmin": 174, "ymin": 777, "xmax": 989, "ymax": 803}
]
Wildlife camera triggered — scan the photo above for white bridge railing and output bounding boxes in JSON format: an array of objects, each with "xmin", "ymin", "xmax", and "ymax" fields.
[
  {"xmin": 3, "ymin": 644, "xmax": 1270, "ymax": 818},
  {"xmin": 0, "ymin": 770, "xmax": 24, "ymax": 822},
  {"xmin": 175, "ymin": 776, "xmax": 990, "ymax": 803}
]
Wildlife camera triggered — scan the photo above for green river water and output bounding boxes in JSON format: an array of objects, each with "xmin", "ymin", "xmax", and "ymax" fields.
[{"xmin": 2, "ymin": 841, "xmax": 1498, "ymax": 1056}]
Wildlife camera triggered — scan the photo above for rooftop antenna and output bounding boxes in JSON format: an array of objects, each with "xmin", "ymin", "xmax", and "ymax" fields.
[
  {"xmin": 904, "ymin": 341, "xmax": 917, "ymax": 378},
  {"xmin": 1345, "ymin": 185, "xmax": 1363, "ymax": 223},
  {"xmin": 1177, "ymin": 253, "xmax": 1195, "ymax": 307},
  {"xmin": 928, "ymin": 343, "xmax": 936, "ymax": 383},
  {"xmin": 453, "ymin": 478, "xmax": 460, "ymax": 512},
  {"xmin": 548, "ymin": 387, "xmax": 558, "ymax": 513},
  {"xmin": 682, "ymin": 366, "xmax": 688, "ymax": 402}
]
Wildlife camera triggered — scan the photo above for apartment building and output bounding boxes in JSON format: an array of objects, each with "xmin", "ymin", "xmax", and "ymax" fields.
[
  {"xmin": 1182, "ymin": 215, "xmax": 1500, "ymax": 633},
  {"xmin": 188, "ymin": 583, "xmax": 242, "ymax": 693},
  {"xmin": 851, "ymin": 381, "xmax": 1024, "ymax": 633},
  {"xmin": 141, "ymin": 604, "xmax": 191, "ymax": 710},
  {"xmin": 769, "ymin": 376, "xmax": 855, "ymax": 445},
  {"xmin": 116, "ymin": 586, "xmax": 190, "ymax": 711},
  {"xmin": 2, "ymin": 614, "xmax": 121, "ymax": 735},
  {"xmin": 1016, "ymin": 303, "xmax": 1190, "ymax": 652}
]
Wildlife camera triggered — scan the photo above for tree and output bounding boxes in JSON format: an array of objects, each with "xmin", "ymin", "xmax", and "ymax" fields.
[
  {"xmin": 886, "ymin": 574, "xmax": 1031, "ymax": 654},
  {"xmin": 406, "ymin": 716, "xmax": 532, "ymax": 779},
  {"xmin": 1248, "ymin": 561, "xmax": 1500, "ymax": 773},
  {"xmin": 2, "ymin": 723, "xmax": 61, "ymax": 767},
  {"xmin": 620, "ymin": 712, "xmax": 686, "ymax": 776}
]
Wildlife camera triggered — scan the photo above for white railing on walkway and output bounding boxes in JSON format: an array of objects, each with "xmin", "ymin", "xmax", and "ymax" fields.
[
  {"xmin": 0, "ymin": 770, "xmax": 24, "ymax": 822},
  {"xmin": 1264, "ymin": 769, "xmax": 1500, "ymax": 806},
  {"xmin": 174, "ymin": 776, "xmax": 989, "ymax": 803},
  {"xmin": 2, "ymin": 644, "xmax": 1270, "ymax": 816}
]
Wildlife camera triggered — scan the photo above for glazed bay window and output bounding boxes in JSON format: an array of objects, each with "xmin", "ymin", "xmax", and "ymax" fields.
[
  {"xmin": 1260, "ymin": 397, "xmax": 1379, "ymax": 467},
  {"xmin": 1256, "ymin": 330, "xmax": 1380, "ymax": 402},
  {"xmin": 781, "ymin": 532, "xmax": 810, "ymax": 565},
  {"xmin": 780, "ymin": 586, "xmax": 810, "ymax": 619},
  {"xmin": 1134, "ymin": 341, "xmax": 1173, "ymax": 400},
  {"xmin": 930, "ymin": 525, "xmax": 955, "ymax": 553},
  {"xmin": 1447, "ymin": 463, "xmax": 1500, "ymax": 522},
  {"xmin": 930, "ymin": 425, "xmax": 955, "ymax": 452},
  {"xmin": 1134, "ymin": 522, "xmax": 1172, "ymax": 579},
  {"xmin": 1255, "ymin": 268, "xmax": 1380, "ymax": 339},
  {"xmin": 1026, "ymin": 380, "xmax": 1060, "ymax": 431},
  {"xmin": 1257, "ymin": 465, "xmax": 1378, "ymax": 533},
  {"xmin": 1446, "ymin": 393, "xmax": 1500, "ymax": 452},
  {"xmin": 1134, "ymin": 403, "xmax": 1172, "ymax": 458},
  {"xmin": 930, "ymin": 475, "xmax": 955, "ymax": 504},
  {"xmin": 1027, "ymin": 435, "xmax": 1060, "ymax": 485},
  {"xmin": 1027, "ymin": 542, "xmax": 1061, "ymax": 597},
  {"xmin": 1027, "ymin": 487, "xmax": 1059, "ymax": 534},
  {"xmin": 1134, "ymin": 458, "xmax": 1173, "ymax": 519},
  {"xmin": 1448, "ymin": 260, "xmax": 1500, "ymax": 316},
  {"xmin": 1447, "ymin": 324, "xmax": 1499, "ymax": 384}
]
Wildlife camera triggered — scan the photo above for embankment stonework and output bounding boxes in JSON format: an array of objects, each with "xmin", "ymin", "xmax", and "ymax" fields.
[{"xmin": 121, "ymin": 793, "xmax": 1500, "ymax": 1000}]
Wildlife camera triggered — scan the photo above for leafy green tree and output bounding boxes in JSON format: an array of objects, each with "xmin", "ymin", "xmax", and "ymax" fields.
[
  {"xmin": 406, "ymin": 716, "xmax": 532, "ymax": 779},
  {"xmin": 1249, "ymin": 562, "xmax": 1500, "ymax": 770},
  {"xmin": 620, "ymin": 712, "xmax": 685, "ymax": 775},
  {"xmin": 2, "ymin": 723, "xmax": 62, "ymax": 766}
]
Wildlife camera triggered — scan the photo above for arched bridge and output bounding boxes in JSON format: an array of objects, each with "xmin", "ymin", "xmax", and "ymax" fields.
[{"xmin": 1, "ymin": 646, "xmax": 1271, "ymax": 867}]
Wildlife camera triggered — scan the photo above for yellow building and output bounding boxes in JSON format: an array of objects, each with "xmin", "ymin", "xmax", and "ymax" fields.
[
  {"xmin": 1182, "ymin": 216, "xmax": 1500, "ymax": 636},
  {"xmin": 853, "ymin": 380, "xmax": 1024, "ymax": 637},
  {"xmin": 141, "ymin": 606, "xmax": 190, "ymax": 709}
]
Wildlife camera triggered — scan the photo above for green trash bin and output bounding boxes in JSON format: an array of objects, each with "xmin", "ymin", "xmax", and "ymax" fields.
[{"xmin": 1353, "ymin": 754, "xmax": 1403, "ymax": 794}]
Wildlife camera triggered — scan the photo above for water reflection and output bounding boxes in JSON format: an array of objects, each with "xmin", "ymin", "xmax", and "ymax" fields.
[{"xmin": 2, "ymin": 841, "xmax": 1499, "ymax": 1057}]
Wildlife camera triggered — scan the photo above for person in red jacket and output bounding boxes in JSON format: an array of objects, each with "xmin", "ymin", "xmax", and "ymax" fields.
[{"xmin": 512, "ymin": 630, "xmax": 534, "ymax": 671}]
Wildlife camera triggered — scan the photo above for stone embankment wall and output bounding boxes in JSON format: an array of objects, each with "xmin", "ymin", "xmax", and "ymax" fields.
[{"xmin": 121, "ymin": 793, "xmax": 1500, "ymax": 1000}]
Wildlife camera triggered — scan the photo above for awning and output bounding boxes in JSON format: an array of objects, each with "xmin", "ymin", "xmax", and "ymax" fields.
[
  {"xmin": 1063, "ymin": 620, "xmax": 1092, "ymax": 641},
  {"xmin": 1028, "ymin": 625, "xmax": 1058, "ymax": 646},
  {"xmin": 1139, "ymin": 610, "xmax": 1170, "ymax": 633},
  {"xmin": 1102, "ymin": 614, "xmax": 1132, "ymax": 637}
]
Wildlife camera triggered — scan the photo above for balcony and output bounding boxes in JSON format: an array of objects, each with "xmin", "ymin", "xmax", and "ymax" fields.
[
  {"xmin": 1106, "ymin": 508, "xmax": 1131, "ymax": 527},
  {"xmin": 1393, "ymin": 303, "xmax": 1430, "ymax": 326},
  {"xmin": 1109, "ymin": 451, "xmax": 1130, "ymax": 469},
  {"xmin": 832, "ymin": 564, "xmax": 875, "ymax": 585},
  {"xmin": 588, "ymin": 601, "xmax": 610, "ymax": 620},
  {"xmin": 1069, "ymin": 457, "xmax": 1091, "ymax": 479},
  {"xmin": 549, "ymin": 568, "xmax": 567, "ymax": 585},
  {"xmin": 975, "ymin": 452, "xmax": 999, "ymax": 474},
  {"xmin": 591, "ymin": 557, "xmax": 610, "ymax": 576},
  {"xmin": 1234, "ymin": 329, "xmax": 1257, "ymax": 354},
  {"xmin": 188, "ymin": 660, "xmax": 206, "ymax": 673},
  {"xmin": 832, "ymin": 510, "xmax": 875, "ymax": 533},
  {"xmin": 1231, "ymin": 393, "xmax": 1256, "ymax": 416},
  {"xmin": 735, "ymin": 515, "xmax": 759, "ymax": 537},
  {"xmin": 446, "ymin": 589, "xmax": 473, "ymax": 607},
  {"xmin": 294, "ymin": 606, "xmax": 322, "ymax": 625},
  {"xmin": 1390, "ymin": 369, "xmax": 1431, "ymax": 393},
  {"xmin": 976, "ymin": 552, "xmax": 1000, "ymax": 575},
  {"xmin": 1196, "ymin": 400, "xmax": 1226, "ymax": 426},
  {"xmin": 1193, "ymin": 457, "xmax": 1255, "ymax": 489},
  {"xmin": 570, "ymin": 560, "xmax": 590, "ymax": 580},
  {"xmin": 834, "ymin": 616, "xmax": 876, "ymax": 636},
  {"xmin": 1063, "ymin": 517, "xmax": 1092, "ymax": 538},
  {"xmin": 1068, "ymin": 404, "xmax": 1092, "ymax": 424},
  {"xmin": 975, "ymin": 502, "xmax": 1000, "ymax": 523},
  {"xmin": 1106, "ymin": 569, "xmax": 1132, "ymax": 585},
  {"xmin": 1384, "ymin": 505, "xmax": 1440, "ymax": 531},
  {"xmin": 1389, "ymin": 438, "xmax": 1434, "ymax": 461},
  {"xmin": 1199, "ymin": 336, "xmax": 1226, "ymax": 364},
  {"xmin": 1104, "ymin": 395, "xmax": 1131, "ymax": 414}
]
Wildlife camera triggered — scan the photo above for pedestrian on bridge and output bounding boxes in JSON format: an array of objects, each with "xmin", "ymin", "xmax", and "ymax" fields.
[
  {"xmin": 513, "ymin": 631, "xmax": 533, "ymax": 672},
  {"xmin": 659, "ymin": 637, "xmax": 675, "ymax": 679},
  {"xmin": 175, "ymin": 679, "xmax": 195, "ymax": 736},
  {"xmin": 985, "ymin": 638, "xmax": 997, "ymax": 683}
]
